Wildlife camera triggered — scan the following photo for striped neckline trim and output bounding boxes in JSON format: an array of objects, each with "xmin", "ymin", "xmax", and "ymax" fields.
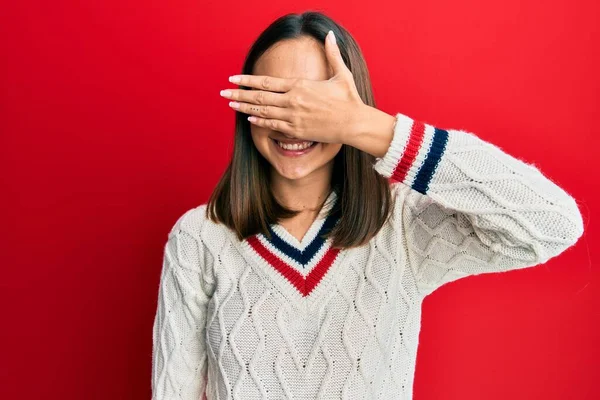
[{"xmin": 246, "ymin": 191, "xmax": 342, "ymax": 297}]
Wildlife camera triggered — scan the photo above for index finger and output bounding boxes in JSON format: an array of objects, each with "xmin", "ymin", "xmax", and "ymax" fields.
[{"xmin": 229, "ymin": 74, "xmax": 296, "ymax": 92}]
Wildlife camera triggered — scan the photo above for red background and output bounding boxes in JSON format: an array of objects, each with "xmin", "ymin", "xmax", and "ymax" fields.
[{"xmin": 1, "ymin": 1, "xmax": 598, "ymax": 399}]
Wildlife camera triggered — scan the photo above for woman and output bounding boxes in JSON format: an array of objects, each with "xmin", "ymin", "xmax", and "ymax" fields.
[{"xmin": 151, "ymin": 11, "xmax": 583, "ymax": 400}]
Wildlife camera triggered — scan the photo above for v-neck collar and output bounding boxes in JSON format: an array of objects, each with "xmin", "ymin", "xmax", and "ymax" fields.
[
  {"xmin": 241, "ymin": 189, "xmax": 348, "ymax": 301},
  {"xmin": 268, "ymin": 189, "xmax": 338, "ymax": 252}
]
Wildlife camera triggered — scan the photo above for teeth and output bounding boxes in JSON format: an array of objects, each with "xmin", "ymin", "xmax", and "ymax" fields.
[{"xmin": 276, "ymin": 140, "xmax": 314, "ymax": 151}]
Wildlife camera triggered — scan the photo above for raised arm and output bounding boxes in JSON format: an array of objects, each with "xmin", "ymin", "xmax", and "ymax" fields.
[
  {"xmin": 352, "ymin": 109, "xmax": 584, "ymax": 296},
  {"xmin": 151, "ymin": 208, "xmax": 213, "ymax": 399}
]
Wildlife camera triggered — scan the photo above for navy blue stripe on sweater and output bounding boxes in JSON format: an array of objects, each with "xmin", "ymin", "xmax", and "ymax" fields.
[
  {"xmin": 265, "ymin": 209, "xmax": 339, "ymax": 267},
  {"xmin": 412, "ymin": 127, "xmax": 449, "ymax": 195}
]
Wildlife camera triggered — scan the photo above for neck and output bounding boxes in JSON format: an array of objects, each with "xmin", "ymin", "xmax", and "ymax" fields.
[{"xmin": 270, "ymin": 165, "xmax": 333, "ymax": 213}]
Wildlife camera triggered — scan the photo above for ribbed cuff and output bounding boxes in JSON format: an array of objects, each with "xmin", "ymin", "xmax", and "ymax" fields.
[
  {"xmin": 372, "ymin": 113, "xmax": 415, "ymax": 180},
  {"xmin": 373, "ymin": 112, "xmax": 449, "ymax": 195}
]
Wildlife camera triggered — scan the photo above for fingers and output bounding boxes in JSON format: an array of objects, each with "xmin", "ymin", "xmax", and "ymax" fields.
[
  {"xmin": 325, "ymin": 30, "xmax": 349, "ymax": 77},
  {"xmin": 248, "ymin": 116, "xmax": 295, "ymax": 135},
  {"xmin": 222, "ymin": 88, "xmax": 288, "ymax": 108},
  {"xmin": 220, "ymin": 86, "xmax": 294, "ymax": 121},
  {"xmin": 229, "ymin": 74, "xmax": 296, "ymax": 92},
  {"xmin": 229, "ymin": 101, "xmax": 292, "ymax": 123}
]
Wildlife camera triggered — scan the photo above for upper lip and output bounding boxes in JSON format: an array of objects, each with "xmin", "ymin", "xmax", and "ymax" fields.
[{"xmin": 272, "ymin": 138, "xmax": 314, "ymax": 144}]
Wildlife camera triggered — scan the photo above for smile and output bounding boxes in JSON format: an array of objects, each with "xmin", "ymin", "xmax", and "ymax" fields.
[{"xmin": 270, "ymin": 138, "xmax": 318, "ymax": 157}]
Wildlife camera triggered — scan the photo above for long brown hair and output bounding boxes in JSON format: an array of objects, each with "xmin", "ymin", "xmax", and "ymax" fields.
[{"xmin": 207, "ymin": 11, "xmax": 395, "ymax": 249}]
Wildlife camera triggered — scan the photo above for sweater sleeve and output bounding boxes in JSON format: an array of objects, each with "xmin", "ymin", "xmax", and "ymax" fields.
[
  {"xmin": 373, "ymin": 112, "xmax": 585, "ymax": 296},
  {"xmin": 151, "ymin": 209, "xmax": 212, "ymax": 400}
]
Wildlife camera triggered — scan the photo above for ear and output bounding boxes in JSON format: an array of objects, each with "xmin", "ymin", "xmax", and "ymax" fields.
[{"xmin": 325, "ymin": 30, "xmax": 349, "ymax": 77}]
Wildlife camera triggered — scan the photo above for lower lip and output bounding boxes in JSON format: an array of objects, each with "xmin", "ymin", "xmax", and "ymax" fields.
[{"xmin": 271, "ymin": 139, "xmax": 318, "ymax": 157}]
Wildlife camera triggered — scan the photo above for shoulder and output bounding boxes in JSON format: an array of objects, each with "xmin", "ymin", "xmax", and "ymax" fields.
[
  {"xmin": 164, "ymin": 203, "xmax": 219, "ymax": 276},
  {"xmin": 164, "ymin": 203, "xmax": 219, "ymax": 291},
  {"xmin": 166, "ymin": 202, "xmax": 230, "ymax": 264},
  {"xmin": 167, "ymin": 202, "xmax": 223, "ymax": 240},
  {"xmin": 168, "ymin": 203, "xmax": 206, "ymax": 237}
]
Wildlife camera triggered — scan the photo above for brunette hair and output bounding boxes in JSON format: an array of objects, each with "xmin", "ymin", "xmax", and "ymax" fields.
[{"xmin": 206, "ymin": 10, "xmax": 395, "ymax": 249}]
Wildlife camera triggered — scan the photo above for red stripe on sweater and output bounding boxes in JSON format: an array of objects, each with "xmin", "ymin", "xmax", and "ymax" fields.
[
  {"xmin": 391, "ymin": 120, "xmax": 426, "ymax": 183},
  {"xmin": 247, "ymin": 235, "xmax": 340, "ymax": 297}
]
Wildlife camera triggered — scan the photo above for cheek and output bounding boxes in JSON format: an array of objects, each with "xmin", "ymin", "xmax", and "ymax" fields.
[
  {"xmin": 325, "ymin": 143, "xmax": 343, "ymax": 156},
  {"xmin": 250, "ymin": 126, "xmax": 272, "ymax": 154},
  {"xmin": 320, "ymin": 143, "xmax": 343, "ymax": 163}
]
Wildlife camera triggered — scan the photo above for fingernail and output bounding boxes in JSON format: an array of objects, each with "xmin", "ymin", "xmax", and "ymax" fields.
[
  {"xmin": 327, "ymin": 30, "xmax": 336, "ymax": 45},
  {"xmin": 220, "ymin": 90, "xmax": 232, "ymax": 98},
  {"xmin": 229, "ymin": 75, "xmax": 241, "ymax": 83},
  {"xmin": 229, "ymin": 101, "xmax": 240, "ymax": 109}
]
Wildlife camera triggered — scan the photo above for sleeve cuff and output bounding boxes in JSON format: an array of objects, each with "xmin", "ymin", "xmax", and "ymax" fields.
[
  {"xmin": 372, "ymin": 112, "xmax": 449, "ymax": 195},
  {"xmin": 372, "ymin": 112, "xmax": 417, "ymax": 179}
]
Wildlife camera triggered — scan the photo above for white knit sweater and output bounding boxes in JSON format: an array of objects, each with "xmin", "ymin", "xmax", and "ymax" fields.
[{"xmin": 151, "ymin": 112, "xmax": 584, "ymax": 400}]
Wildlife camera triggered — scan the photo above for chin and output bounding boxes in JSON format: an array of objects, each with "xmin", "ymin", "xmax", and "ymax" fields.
[{"xmin": 271, "ymin": 164, "xmax": 317, "ymax": 181}]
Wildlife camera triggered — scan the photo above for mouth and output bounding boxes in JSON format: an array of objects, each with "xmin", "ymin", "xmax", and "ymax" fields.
[{"xmin": 270, "ymin": 138, "xmax": 319, "ymax": 157}]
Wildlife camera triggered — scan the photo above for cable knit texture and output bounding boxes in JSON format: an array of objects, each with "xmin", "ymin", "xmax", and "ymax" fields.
[{"xmin": 151, "ymin": 112, "xmax": 584, "ymax": 399}]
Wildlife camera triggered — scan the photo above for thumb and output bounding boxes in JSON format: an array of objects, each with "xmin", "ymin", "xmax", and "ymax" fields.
[{"xmin": 325, "ymin": 30, "xmax": 348, "ymax": 77}]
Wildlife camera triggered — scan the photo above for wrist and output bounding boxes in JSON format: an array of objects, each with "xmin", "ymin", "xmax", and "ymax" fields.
[{"xmin": 347, "ymin": 105, "xmax": 397, "ymax": 158}]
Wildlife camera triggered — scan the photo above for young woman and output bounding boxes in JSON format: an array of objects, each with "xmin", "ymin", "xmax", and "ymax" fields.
[{"xmin": 151, "ymin": 11, "xmax": 584, "ymax": 400}]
